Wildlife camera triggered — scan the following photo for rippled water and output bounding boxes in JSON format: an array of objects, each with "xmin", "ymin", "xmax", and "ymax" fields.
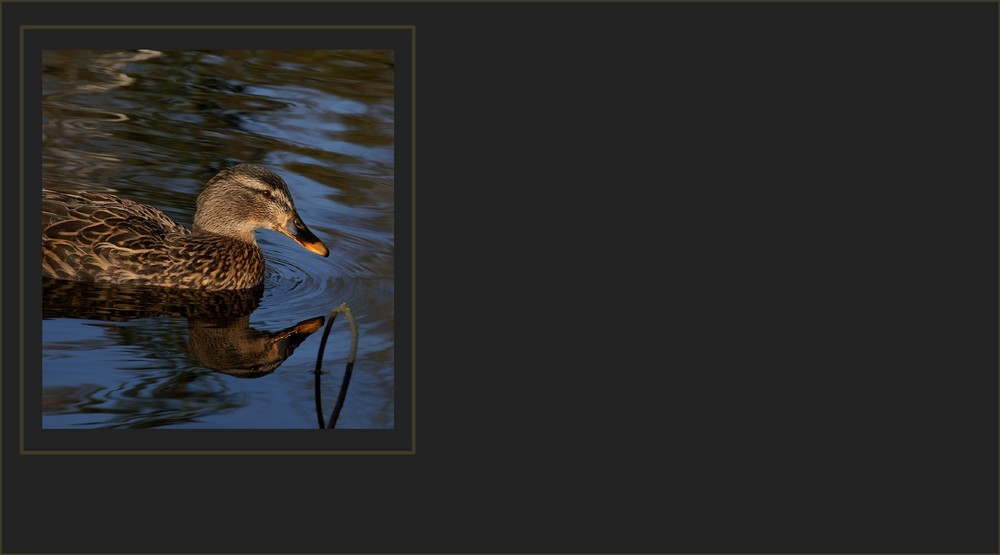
[{"xmin": 40, "ymin": 50, "xmax": 395, "ymax": 429}]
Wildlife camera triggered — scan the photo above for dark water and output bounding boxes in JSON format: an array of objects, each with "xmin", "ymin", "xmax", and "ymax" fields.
[{"xmin": 40, "ymin": 50, "xmax": 395, "ymax": 429}]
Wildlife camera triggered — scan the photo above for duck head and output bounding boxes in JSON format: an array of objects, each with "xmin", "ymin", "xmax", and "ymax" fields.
[{"xmin": 192, "ymin": 164, "xmax": 330, "ymax": 257}]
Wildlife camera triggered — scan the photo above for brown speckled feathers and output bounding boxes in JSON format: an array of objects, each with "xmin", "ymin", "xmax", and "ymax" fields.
[{"xmin": 41, "ymin": 164, "xmax": 328, "ymax": 291}]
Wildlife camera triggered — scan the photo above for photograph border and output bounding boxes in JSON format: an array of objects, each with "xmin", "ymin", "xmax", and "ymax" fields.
[{"xmin": 12, "ymin": 25, "xmax": 416, "ymax": 455}]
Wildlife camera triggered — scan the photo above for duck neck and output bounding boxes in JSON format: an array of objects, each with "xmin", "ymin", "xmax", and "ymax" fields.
[{"xmin": 191, "ymin": 220, "xmax": 258, "ymax": 246}]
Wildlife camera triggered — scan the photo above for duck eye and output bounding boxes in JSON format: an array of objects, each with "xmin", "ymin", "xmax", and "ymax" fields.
[{"xmin": 261, "ymin": 189, "xmax": 272, "ymax": 198}]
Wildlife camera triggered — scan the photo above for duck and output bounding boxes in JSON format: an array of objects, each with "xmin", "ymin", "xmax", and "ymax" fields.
[{"xmin": 42, "ymin": 164, "xmax": 329, "ymax": 291}]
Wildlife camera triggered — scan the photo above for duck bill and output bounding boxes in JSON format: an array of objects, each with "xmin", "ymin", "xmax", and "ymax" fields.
[{"xmin": 280, "ymin": 216, "xmax": 329, "ymax": 257}]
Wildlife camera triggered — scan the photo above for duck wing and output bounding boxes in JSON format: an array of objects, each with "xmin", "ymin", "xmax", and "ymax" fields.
[{"xmin": 42, "ymin": 190, "xmax": 190, "ymax": 281}]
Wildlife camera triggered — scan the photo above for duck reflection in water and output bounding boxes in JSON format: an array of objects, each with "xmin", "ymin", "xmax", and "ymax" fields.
[
  {"xmin": 188, "ymin": 316, "xmax": 323, "ymax": 378},
  {"xmin": 43, "ymin": 278, "xmax": 324, "ymax": 378}
]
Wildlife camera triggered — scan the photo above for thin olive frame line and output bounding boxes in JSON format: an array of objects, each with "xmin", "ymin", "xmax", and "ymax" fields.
[{"xmin": 17, "ymin": 29, "xmax": 416, "ymax": 453}]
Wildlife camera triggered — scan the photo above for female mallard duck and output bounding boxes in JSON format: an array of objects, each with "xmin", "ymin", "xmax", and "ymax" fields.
[{"xmin": 42, "ymin": 164, "xmax": 329, "ymax": 291}]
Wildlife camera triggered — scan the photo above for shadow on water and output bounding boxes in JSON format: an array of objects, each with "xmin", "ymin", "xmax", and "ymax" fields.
[
  {"xmin": 43, "ymin": 277, "xmax": 325, "ymax": 378},
  {"xmin": 42, "ymin": 278, "xmax": 334, "ymax": 428}
]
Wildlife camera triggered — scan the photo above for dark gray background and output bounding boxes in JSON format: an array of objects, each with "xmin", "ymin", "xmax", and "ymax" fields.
[{"xmin": 4, "ymin": 1, "xmax": 997, "ymax": 553}]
